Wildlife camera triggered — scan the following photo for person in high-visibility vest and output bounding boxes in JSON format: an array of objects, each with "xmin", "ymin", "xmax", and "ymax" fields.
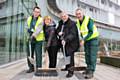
[
  {"xmin": 26, "ymin": 6, "xmax": 44, "ymax": 75},
  {"xmin": 75, "ymin": 8, "xmax": 99, "ymax": 79}
]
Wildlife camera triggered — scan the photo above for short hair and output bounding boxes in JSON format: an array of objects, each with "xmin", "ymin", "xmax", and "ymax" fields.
[
  {"xmin": 44, "ymin": 16, "xmax": 52, "ymax": 21},
  {"xmin": 59, "ymin": 11, "xmax": 69, "ymax": 18},
  {"xmin": 33, "ymin": 6, "xmax": 40, "ymax": 11},
  {"xmin": 76, "ymin": 8, "xmax": 83, "ymax": 12},
  {"xmin": 60, "ymin": 11, "xmax": 68, "ymax": 15}
]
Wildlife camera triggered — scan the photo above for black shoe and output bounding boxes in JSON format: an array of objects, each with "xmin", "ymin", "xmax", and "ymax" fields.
[
  {"xmin": 34, "ymin": 68, "xmax": 41, "ymax": 76},
  {"xmin": 82, "ymin": 70, "xmax": 89, "ymax": 75},
  {"xmin": 34, "ymin": 72, "xmax": 39, "ymax": 76},
  {"xmin": 84, "ymin": 71, "xmax": 94, "ymax": 79},
  {"xmin": 26, "ymin": 69, "xmax": 34, "ymax": 73},
  {"xmin": 61, "ymin": 64, "xmax": 71, "ymax": 71},
  {"xmin": 66, "ymin": 71, "xmax": 73, "ymax": 78}
]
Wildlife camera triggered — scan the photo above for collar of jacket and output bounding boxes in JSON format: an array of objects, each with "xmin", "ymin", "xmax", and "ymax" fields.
[
  {"xmin": 60, "ymin": 18, "xmax": 71, "ymax": 25},
  {"xmin": 31, "ymin": 15, "xmax": 41, "ymax": 20},
  {"xmin": 44, "ymin": 21, "xmax": 56, "ymax": 27}
]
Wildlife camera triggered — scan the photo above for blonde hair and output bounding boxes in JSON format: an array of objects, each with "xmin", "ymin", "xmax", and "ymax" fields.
[{"xmin": 44, "ymin": 16, "xmax": 52, "ymax": 21}]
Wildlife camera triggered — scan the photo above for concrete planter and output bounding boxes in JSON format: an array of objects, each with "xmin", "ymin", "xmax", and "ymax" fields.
[{"xmin": 100, "ymin": 56, "xmax": 120, "ymax": 68}]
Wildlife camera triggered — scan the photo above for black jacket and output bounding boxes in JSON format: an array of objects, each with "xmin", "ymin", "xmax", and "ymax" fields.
[
  {"xmin": 57, "ymin": 18, "xmax": 79, "ymax": 53},
  {"xmin": 43, "ymin": 22, "xmax": 59, "ymax": 47}
]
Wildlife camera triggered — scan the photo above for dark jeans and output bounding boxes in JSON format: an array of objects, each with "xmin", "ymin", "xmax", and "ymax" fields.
[
  {"xmin": 26, "ymin": 40, "xmax": 43, "ymax": 69},
  {"xmin": 84, "ymin": 38, "xmax": 99, "ymax": 72},
  {"xmin": 47, "ymin": 46, "xmax": 59, "ymax": 68}
]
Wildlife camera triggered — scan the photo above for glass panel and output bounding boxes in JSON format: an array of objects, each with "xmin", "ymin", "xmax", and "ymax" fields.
[{"xmin": 0, "ymin": 0, "xmax": 36, "ymax": 65}]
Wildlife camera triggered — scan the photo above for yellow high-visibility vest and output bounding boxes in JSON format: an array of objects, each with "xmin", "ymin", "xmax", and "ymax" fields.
[
  {"xmin": 27, "ymin": 16, "xmax": 44, "ymax": 41},
  {"xmin": 76, "ymin": 16, "xmax": 99, "ymax": 41}
]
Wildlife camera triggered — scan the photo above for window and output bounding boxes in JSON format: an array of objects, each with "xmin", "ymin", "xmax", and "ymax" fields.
[
  {"xmin": 115, "ymin": 5, "xmax": 119, "ymax": 10},
  {"xmin": 89, "ymin": 7, "xmax": 93, "ymax": 12},
  {"xmin": 96, "ymin": 0, "xmax": 99, "ymax": 2},
  {"xmin": 109, "ymin": 2, "xmax": 112, "ymax": 7},
  {"xmin": 81, "ymin": 4, "xmax": 86, "ymax": 9},
  {"xmin": 101, "ymin": 0, "xmax": 107, "ymax": 5}
]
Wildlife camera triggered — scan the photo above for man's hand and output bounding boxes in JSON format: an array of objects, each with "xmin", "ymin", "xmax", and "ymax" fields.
[
  {"xmin": 58, "ymin": 32, "xmax": 63, "ymax": 36},
  {"xmin": 29, "ymin": 34, "xmax": 36, "ymax": 41},
  {"xmin": 28, "ymin": 28, "xmax": 34, "ymax": 33},
  {"xmin": 80, "ymin": 40, "xmax": 84, "ymax": 46},
  {"xmin": 62, "ymin": 40, "xmax": 66, "ymax": 46},
  {"xmin": 31, "ymin": 33, "xmax": 36, "ymax": 38}
]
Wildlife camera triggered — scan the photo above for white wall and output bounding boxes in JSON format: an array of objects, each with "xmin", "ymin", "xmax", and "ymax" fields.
[
  {"xmin": 108, "ymin": 12, "xmax": 115, "ymax": 25},
  {"xmin": 56, "ymin": 0, "xmax": 78, "ymax": 15}
]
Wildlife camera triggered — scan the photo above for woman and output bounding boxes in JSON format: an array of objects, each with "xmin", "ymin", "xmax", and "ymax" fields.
[{"xmin": 43, "ymin": 16, "xmax": 59, "ymax": 68}]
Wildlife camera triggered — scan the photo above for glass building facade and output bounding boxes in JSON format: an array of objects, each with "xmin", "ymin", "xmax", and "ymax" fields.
[{"xmin": 0, "ymin": 0, "xmax": 37, "ymax": 65}]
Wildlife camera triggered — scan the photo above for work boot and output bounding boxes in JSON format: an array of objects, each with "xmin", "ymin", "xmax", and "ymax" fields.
[
  {"xmin": 26, "ymin": 68, "xmax": 34, "ymax": 73},
  {"xmin": 84, "ymin": 71, "xmax": 94, "ymax": 79},
  {"xmin": 34, "ymin": 68, "xmax": 40, "ymax": 76},
  {"xmin": 66, "ymin": 71, "xmax": 74, "ymax": 78},
  {"xmin": 82, "ymin": 69, "xmax": 89, "ymax": 75}
]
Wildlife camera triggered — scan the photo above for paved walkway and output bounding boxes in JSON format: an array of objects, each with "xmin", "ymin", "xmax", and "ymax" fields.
[{"xmin": 0, "ymin": 52, "xmax": 120, "ymax": 80}]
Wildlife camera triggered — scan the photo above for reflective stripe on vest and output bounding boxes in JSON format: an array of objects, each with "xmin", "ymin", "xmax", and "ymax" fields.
[
  {"xmin": 27, "ymin": 16, "xmax": 44, "ymax": 41},
  {"xmin": 76, "ymin": 16, "xmax": 99, "ymax": 41}
]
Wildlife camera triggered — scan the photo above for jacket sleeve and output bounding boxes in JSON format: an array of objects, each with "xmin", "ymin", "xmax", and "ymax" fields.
[
  {"xmin": 56, "ymin": 20, "xmax": 62, "ymax": 35},
  {"xmin": 32, "ymin": 21, "xmax": 43, "ymax": 37}
]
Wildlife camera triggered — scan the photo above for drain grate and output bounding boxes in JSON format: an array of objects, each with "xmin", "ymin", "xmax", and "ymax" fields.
[{"xmin": 34, "ymin": 69, "xmax": 58, "ymax": 77}]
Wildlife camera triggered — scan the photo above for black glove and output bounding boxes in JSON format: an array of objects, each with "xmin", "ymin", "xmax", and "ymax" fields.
[
  {"xmin": 28, "ymin": 29, "xmax": 33, "ymax": 36},
  {"xmin": 31, "ymin": 36, "xmax": 36, "ymax": 41},
  {"xmin": 28, "ymin": 29, "xmax": 32, "ymax": 33}
]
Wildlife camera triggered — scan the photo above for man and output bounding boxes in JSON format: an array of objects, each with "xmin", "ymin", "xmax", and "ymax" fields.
[
  {"xmin": 26, "ymin": 6, "xmax": 44, "ymax": 75},
  {"xmin": 75, "ymin": 8, "xmax": 99, "ymax": 79},
  {"xmin": 57, "ymin": 12, "xmax": 79, "ymax": 78}
]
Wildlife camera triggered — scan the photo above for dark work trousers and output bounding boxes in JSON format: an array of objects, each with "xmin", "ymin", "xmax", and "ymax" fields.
[
  {"xmin": 84, "ymin": 38, "xmax": 99, "ymax": 72},
  {"xmin": 47, "ymin": 46, "xmax": 59, "ymax": 68},
  {"xmin": 65, "ymin": 47, "xmax": 75, "ymax": 71},
  {"xmin": 26, "ymin": 40, "xmax": 43, "ymax": 69}
]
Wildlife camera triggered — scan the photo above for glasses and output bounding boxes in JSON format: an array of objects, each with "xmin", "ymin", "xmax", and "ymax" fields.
[{"xmin": 34, "ymin": 11, "xmax": 40, "ymax": 13}]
